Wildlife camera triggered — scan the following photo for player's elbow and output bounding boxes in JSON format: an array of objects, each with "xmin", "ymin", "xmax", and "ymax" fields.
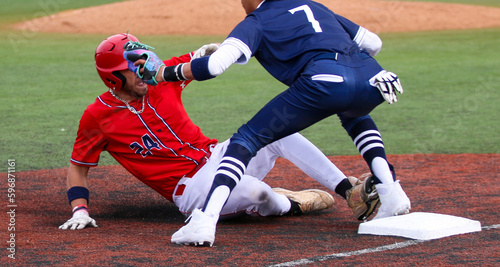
[
  {"xmin": 370, "ymin": 34, "xmax": 383, "ymax": 56},
  {"xmin": 208, "ymin": 56, "xmax": 226, "ymax": 76},
  {"xmin": 363, "ymin": 31, "xmax": 383, "ymax": 57},
  {"xmin": 206, "ymin": 43, "xmax": 245, "ymax": 76}
]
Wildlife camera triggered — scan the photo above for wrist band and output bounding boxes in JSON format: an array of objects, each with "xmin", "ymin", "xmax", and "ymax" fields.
[
  {"xmin": 176, "ymin": 63, "xmax": 187, "ymax": 80},
  {"xmin": 191, "ymin": 56, "xmax": 216, "ymax": 81},
  {"xmin": 72, "ymin": 204, "xmax": 88, "ymax": 213},
  {"xmin": 67, "ymin": 186, "xmax": 89, "ymax": 205},
  {"xmin": 162, "ymin": 63, "xmax": 186, "ymax": 82}
]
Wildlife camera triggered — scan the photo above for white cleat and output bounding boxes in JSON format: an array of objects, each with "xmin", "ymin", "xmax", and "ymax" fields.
[
  {"xmin": 171, "ymin": 209, "xmax": 217, "ymax": 247},
  {"xmin": 372, "ymin": 180, "xmax": 411, "ymax": 220}
]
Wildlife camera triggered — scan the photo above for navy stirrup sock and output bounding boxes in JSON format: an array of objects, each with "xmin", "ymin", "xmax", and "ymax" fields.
[
  {"xmin": 348, "ymin": 118, "xmax": 387, "ymax": 184},
  {"xmin": 202, "ymin": 143, "xmax": 254, "ymax": 211}
]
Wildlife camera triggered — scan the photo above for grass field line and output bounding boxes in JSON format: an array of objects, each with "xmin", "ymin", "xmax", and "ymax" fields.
[{"xmin": 268, "ymin": 223, "xmax": 499, "ymax": 267}]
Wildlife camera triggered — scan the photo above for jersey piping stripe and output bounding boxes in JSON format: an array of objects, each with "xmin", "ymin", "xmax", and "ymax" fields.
[
  {"xmin": 147, "ymin": 99, "xmax": 203, "ymax": 152},
  {"xmin": 147, "ymin": 100, "xmax": 183, "ymax": 144},
  {"xmin": 97, "ymin": 96, "xmax": 127, "ymax": 109},
  {"xmin": 136, "ymin": 113, "xmax": 183, "ymax": 157},
  {"xmin": 99, "ymin": 95, "xmax": 201, "ymax": 165},
  {"xmin": 135, "ymin": 110, "xmax": 199, "ymax": 165},
  {"xmin": 70, "ymin": 158, "xmax": 98, "ymax": 166}
]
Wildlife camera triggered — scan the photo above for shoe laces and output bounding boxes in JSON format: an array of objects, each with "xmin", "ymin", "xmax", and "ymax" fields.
[{"xmin": 184, "ymin": 214, "xmax": 193, "ymax": 224}]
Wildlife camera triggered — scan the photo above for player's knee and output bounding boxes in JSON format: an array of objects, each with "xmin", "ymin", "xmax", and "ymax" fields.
[
  {"xmin": 338, "ymin": 114, "xmax": 371, "ymax": 133},
  {"xmin": 230, "ymin": 131, "xmax": 258, "ymax": 156},
  {"xmin": 231, "ymin": 125, "xmax": 274, "ymax": 156},
  {"xmin": 250, "ymin": 188, "xmax": 269, "ymax": 204},
  {"xmin": 242, "ymin": 180, "xmax": 270, "ymax": 204}
]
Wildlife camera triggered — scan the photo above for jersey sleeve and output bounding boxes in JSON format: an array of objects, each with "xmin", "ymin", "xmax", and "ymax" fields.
[
  {"xmin": 334, "ymin": 14, "xmax": 361, "ymax": 40},
  {"xmin": 164, "ymin": 52, "xmax": 193, "ymax": 66},
  {"xmin": 334, "ymin": 13, "xmax": 382, "ymax": 55},
  {"xmin": 70, "ymin": 109, "xmax": 107, "ymax": 167},
  {"xmin": 226, "ymin": 15, "xmax": 263, "ymax": 64}
]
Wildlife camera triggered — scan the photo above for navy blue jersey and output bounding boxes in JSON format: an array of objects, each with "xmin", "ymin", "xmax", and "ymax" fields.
[{"xmin": 228, "ymin": 0, "xmax": 362, "ymax": 85}]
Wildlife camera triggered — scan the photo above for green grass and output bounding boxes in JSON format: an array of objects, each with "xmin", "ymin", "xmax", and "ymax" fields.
[
  {"xmin": 0, "ymin": 0, "xmax": 125, "ymax": 25},
  {"xmin": 1, "ymin": 1, "xmax": 499, "ymax": 171},
  {"xmin": 372, "ymin": 29, "xmax": 499, "ymax": 154}
]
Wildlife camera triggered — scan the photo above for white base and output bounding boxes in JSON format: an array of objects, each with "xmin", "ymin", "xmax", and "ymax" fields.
[{"xmin": 358, "ymin": 212, "xmax": 482, "ymax": 240}]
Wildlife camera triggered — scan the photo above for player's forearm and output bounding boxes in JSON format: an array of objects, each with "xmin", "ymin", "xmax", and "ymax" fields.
[
  {"xmin": 67, "ymin": 164, "xmax": 89, "ymax": 188},
  {"xmin": 161, "ymin": 43, "xmax": 241, "ymax": 82},
  {"xmin": 60, "ymin": 165, "xmax": 97, "ymax": 230},
  {"xmin": 161, "ymin": 57, "xmax": 217, "ymax": 82},
  {"xmin": 66, "ymin": 164, "xmax": 90, "ymax": 208},
  {"xmin": 156, "ymin": 63, "xmax": 194, "ymax": 83}
]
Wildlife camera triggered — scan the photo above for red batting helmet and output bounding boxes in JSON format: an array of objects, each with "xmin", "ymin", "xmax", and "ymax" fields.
[{"xmin": 95, "ymin": 33, "xmax": 139, "ymax": 90}]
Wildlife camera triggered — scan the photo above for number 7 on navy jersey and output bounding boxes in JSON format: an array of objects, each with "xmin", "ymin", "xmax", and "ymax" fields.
[{"xmin": 289, "ymin": 5, "xmax": 323, "ymax": 33}]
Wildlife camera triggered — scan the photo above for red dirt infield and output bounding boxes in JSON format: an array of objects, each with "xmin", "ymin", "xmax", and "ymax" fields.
[
  {"xmin": 2, "ymin": 153, "xmax": 498, "ymax": 266},
  {"xmin": 13, "ymin": 0, "xmax": 500, "ymax": 35}
]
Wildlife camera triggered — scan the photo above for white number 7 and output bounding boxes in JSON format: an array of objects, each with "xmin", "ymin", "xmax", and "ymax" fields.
[{"xmin": 289, "ymin": 5, "xmax": 323, "ymax": 33}]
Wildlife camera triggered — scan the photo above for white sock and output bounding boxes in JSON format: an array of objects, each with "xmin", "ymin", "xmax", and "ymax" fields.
[
  {"xmin": 203, "ymin": 186, "xmax": 230, "ymax": 219},
  {"xmin": 371, "ymin": 157, "xmax": 394, "ymax": 184}
]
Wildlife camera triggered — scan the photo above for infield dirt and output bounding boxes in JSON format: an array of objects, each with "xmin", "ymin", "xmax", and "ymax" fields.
[
  {"xmin": 12, "ymin": 0, "xmax": 500, "ymax": 35},
  {"xmin": 10, "ymin": 154, "xmax": 500, "ymax": 265}
]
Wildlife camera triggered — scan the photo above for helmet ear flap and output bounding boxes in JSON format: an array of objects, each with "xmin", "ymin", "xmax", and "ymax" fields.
[{"xmin": 111, "ymin": 71, "xmax": 127, "ymax": 90}]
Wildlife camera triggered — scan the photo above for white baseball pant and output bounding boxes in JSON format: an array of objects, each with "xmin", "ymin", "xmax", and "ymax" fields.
[{"xmin": 172, "ymin": 133, "xmax": 346, "ymax": 217}]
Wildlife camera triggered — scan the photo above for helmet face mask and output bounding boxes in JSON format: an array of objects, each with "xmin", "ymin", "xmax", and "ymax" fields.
[{"xmin": 95, "ymin": 33, "xmax": 139, "ymax": 90}]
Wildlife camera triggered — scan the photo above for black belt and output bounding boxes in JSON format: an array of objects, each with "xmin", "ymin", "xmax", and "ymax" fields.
[
  {"xmin": 313, "ymin": 52, "xmax": 339, "ymax": 61},
  {"xmin": 312, "ymin": 51, "xmax": 371, "ymax": 63}
]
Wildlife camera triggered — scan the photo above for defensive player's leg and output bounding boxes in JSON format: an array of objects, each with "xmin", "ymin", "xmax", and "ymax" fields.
[
  {"xmin": 339, "ymin": 114, "xmax": 394, "ymax": 184},
  {"xmin": 340, "ymin": 114, "xmax": 410, "ymax": 219},
  {"xmin": 199, "ymin": 86, "xmax": 332, "ymax": 214},
  {"xmin": 202, "ymin": 78, "xmax": 358, "ymax": 219},
  {"xmin": 338, "ymin": 69, "xmax": 411, "ymax": 219}
]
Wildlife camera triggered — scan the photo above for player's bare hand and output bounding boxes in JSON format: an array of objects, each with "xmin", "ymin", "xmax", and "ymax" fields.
[
  {"xmin": 371, "ymin": 70, "xmax": 403, "ymax": 104},
  {"xmin": 59, "ymin": 210, "xmax": 98, "ymax": 230},
  {"xmin": 133, "ymin": 58, "xmax": 146, "ymax": 69}
]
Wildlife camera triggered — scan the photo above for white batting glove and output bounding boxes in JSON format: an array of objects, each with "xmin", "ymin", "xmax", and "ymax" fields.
[
  {"xmin": 371, "ymin": 70, "xmax": 404, "ymax": 104},
  {"xmin": 59, "ymin": 208, "xmax": 98, "ymax": 230},
  {"xmin": 192, "ymin": 43, "xmax": 220, "ymax": 60}
]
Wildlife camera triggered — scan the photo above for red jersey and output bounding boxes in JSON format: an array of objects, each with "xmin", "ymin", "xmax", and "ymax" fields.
[{"xmin": 71, "ymin": 53, "xmax": 218, "ymax": 201}]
